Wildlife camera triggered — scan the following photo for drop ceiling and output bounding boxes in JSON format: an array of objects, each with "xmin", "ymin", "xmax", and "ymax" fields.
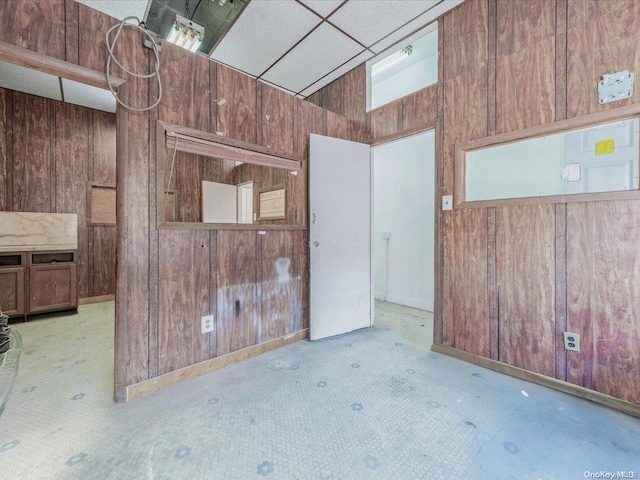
[{"xmin": 76, "ymin": 0, "xmax": 465, "ymax": 98}]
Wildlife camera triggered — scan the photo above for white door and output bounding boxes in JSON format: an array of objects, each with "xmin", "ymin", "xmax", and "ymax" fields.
[
  {"xmin": 310, "ymin": 134, "xmax": 372, "ymax": 341},
  {"xmin": 202, "ymin": 181, "xmax": 237, "ymax": 223}
]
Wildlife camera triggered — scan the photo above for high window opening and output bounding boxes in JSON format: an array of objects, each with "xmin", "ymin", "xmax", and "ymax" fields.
[{"xmin": 368, "ymin": 22, "xmax": 438, "ymax": 111}]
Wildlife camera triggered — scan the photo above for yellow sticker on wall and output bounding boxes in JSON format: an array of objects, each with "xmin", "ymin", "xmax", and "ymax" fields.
[{"xmin": 595, "ymin": 139, "xmax": 615, "ymax": 155}]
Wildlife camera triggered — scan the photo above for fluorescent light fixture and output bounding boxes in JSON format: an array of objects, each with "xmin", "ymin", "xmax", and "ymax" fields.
[
  {"xmin": 371, "ymin": 46, "xmax": 412, "ymax": 76},
  {"xmin": 166, "ymin": 13, "xmax": 204, "ymax": 53}
]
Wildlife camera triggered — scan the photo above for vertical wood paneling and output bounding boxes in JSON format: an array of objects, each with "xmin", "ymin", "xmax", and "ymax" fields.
[
  {"xmin": 158, "ymin": 230, "xmax": 210, "ymax": 374},
  {"xmin": 400, "ymin": 85, "xmax": 438, "ymax": 132},
  {"xmin": 295, "ymin": 230, "xmax": 309, "ymax": 330},
  {"xmin": 567, "ymin": 202, "xmax": 640, "ymax": 405},
  {"xmin": 91, "ymin": 110, "xmax": 117, "ymax": 185},
  {"xmin": 259, "ymin": 231, "xmax": 295, "ymax": 343},
  {"xmin": 326, "ymin": 111, "xmax": 350, "ymax": 141},
  {"xmin": 217, "ymin": 231, "xmax": 258, "ymax": 356},
  {"xmin": 54, "ymin": 102, "xmax": 89, "ymax": 298},
  {"xmin": 260, "ymin": 82, "xmax": 294, "ymax": 154},
  {"xmin": 216, "ymin": 63, "xmax": 257, "ymax": 143},
  {"xmin": 443, "ymin": 0, "xmax": 488, "ymax": 78},
  {"xmin": 64, "ymin": 0, "xmax": 79, "ymax": 64},
  {"xmin": 159, "ymin": 42, "xmax": 211, "ymax": 131},
  {"xmin": 0, "ymin": 89, "xmax": 10, "ymax": 212},
  {"xmin": 342, "ymin": 65, "xmax": 367, "ymax": 126},
  {"xmin": 77, "ymin": 3, "xmax": 111, "ymax": 71},
  {"xmin": 554, "ymin": 203, "xmax": 568, "ymax": 381},
  {"xmin": 497, "ymin": 205, "xmax": 556, "ymax": 377},
  {"xmin": 0, "ymin": 0, "xmax": 66, "ymax": 60},
  {"xmin": 93, "ymin": 226, "xmax": 117, "ymax": 295},
  {"xmin": 175, "ymin": 152, "xmax": 203, "ymax": 223},
  {"xmin": 208, "ymin": 231, "xmax": 218, "ymax": 358},
  {"xmin": 566, "ymin": 0, "xmax": 640, "ymax": 118},
  {"xmin": 323, "ymin": 76, "xmax": 344, "ymax": 116},
  {"xmin": 12, "ymin": 93, "xmax": 52, "ymax": 212},
  {"xmin": 369, "ymin": 102, "xmax": 401, "ymax": 141}
]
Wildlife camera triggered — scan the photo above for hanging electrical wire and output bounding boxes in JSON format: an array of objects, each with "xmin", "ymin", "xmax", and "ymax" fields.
[{"xmin": 105, "ymin": 16, "xmax": 162, "ymax": 112}]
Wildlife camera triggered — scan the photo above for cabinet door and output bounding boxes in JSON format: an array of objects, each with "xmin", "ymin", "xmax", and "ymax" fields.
[
  {"xmin": 0, "ymin": 268, "xmax": 25, "ymax": 316},
  {"xmin": 29, "ymin": 264, "xmax": 77, "ymax": 314}
]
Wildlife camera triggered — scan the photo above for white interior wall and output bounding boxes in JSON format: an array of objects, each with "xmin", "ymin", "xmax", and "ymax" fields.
[
  {"xmin": 202, "ymin": 181, "xmax": 237, "ymax": 223},
  {"xmin": 373, "ymin": 130, "xmax": 434, "ymax": 311}
]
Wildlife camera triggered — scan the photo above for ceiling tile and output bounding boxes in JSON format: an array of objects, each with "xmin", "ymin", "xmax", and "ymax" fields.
[
  {"xmin": 75, "ymin": 0, "xmax": 148, "ymax": 21},
  {"xmin": 210, "ymin": 0, "xmax": 322, "ymax": 77},
  {"xmin": 370, "ymin": 0, "xmax": 464, "ymax": 53},
  {"xmin": 299, "ymin": 0, "xmax": 344, "ymax": 18},
  {"xmin": 328, "ymin": 0, "xmax": 438, "ymax": 47},
  {"xmin": 299, "ymin": 49, "xmax": 373, "ymax": 97},
  {"xmin": 61, "ymin": 78, "xmax": 117, "ymax": 113},
  {"xmin": 0, "ymin": 60, "xmax": 62, "ymax": 101},
  {"xmin": 261, "ymin": 22, "xmax": 364, "ymax": 93}
]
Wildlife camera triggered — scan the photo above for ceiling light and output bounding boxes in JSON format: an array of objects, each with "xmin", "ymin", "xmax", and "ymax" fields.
[
  {"xmin": 372, "ymin": 46, "xmax": 413, "ymax": 76},
  {"xmin": 166, "ymin": 13, "xmax": 204, "ymax": 53}
]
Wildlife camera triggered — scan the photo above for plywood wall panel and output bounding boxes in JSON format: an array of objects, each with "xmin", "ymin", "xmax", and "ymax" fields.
[
  {"xmin": 443, "ymin": 0, "xmax": 488, "ymax": 78},
  {"xmin": 159, "ymin": 43, "xmax": 211, "ymax": 132},
  {"xmin": 0, "ymin": 0, "xmax": 66, "ymax": 60},
  {"xmin": 12, "ymin": 93, "xmax": 52, "ymax": 213},
  {"xmin": 369, "ymin": 102, "xmax": 400, "ymax": 141},
  {"xmin": 566, "ymin": 0, "xmax": 640, "ymax": 118},
  {"xmin": 64, "ymin": 0, "xmax": 79, "ymax": 64},
  {"xmin": 401, "ymin": 85, "xmax": 437, "ymax": 132},
  {"xmin": 294, "ymin": 230, "xmax": 309, "ymax": 331},
  {"xmin": 91, "ymin": 110, "xmax": 117, "ymax": 185},
  {"xmin": 496, "ymin": 205, "xmax": 556, "ymax": 377},
  {"xmin": 0, "ymin": 89, "xmax": 9, "ymax": 212},
  {"xmin": 54, "ymin": 102, "xmax": 89, "ymax": 298},
  {"xmin": 217, "ymin": 230, "xmax": 258, "ymax": 356},
  {"xmin": 495, "ymin": 38, "xmax": 555, "ymax": 134},
  {"xmin": 496, "ymin": 0, "xmax": 555, "ymax": 57},
  {"xmin": 158, "ymin": 230, "xmax": 211, "ymax": 374},
  {"xmin": 323, "ymin": 76, "xmax": 344, "ymax": 117},
  {"xmin": 259, "ymin": 231, "xmax": 295, "ymax": 342},
  {"xmin": 260, "ymin": 82, "xmax": 294, "ymax": 154},
  {"xmin": 342, "ymin": 65, "xmax": 367, "ymax": 126},
  {"xmin": 77, "ymin": 3, "xmax": 112, "ymax": 72},
  {"xmin": 93, "ymin": 226, "xmax": 116, "ymax": 296},
  {"xmin": 216, "ymin": 63, "xmax": 257, "ymax": 143},
  {"xmin": 567, "ymin": 201, "xmax": 640, "ymax": 404},
  {"xmin": 175, "ymin": 152, "xmax": 203, "ymax": 223},
  {"xmin": 326, "ymin": 111, "xmax": 350, "ymax": 141}
]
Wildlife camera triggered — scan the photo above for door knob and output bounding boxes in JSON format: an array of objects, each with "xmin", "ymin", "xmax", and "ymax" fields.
[{"xmin": 313, "ymin": 241, "xmax": 320, "ymax": 247}]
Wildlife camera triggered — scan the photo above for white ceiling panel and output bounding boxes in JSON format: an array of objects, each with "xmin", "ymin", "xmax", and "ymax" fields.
[
  {"xmin": 299, "ymin": 49, "xmax": 373, "ymax": 97},
  {"xmin": 62, "ymin": 78, "xmax": 117, "ymax": 113},
  {"xmin": 74, "ymin": 0, "xmax": 148, "ymax": 21},
  {"xmin": 299, "ymin": 0, "xmax": 344, "ymax": 18},
  {"xmin": 328, "ymin": 0, "xmax": 438, "ymax": 47},
  {"xmin": 370, "ymin": 0, "xmax": 463, "ymax": 53},
  {"xmin": 261, "ymin": 22, "xmax": 364, "ymax": 93},
  {"xmin": 0, "ymin": 60, "xmax": 62, "ymax": 101},
  {"xmin": 210, "ymin": 0, "xmax": 322, "ymax": 77}
]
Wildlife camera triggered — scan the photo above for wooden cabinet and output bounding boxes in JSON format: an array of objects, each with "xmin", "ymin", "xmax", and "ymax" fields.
[
  {"xmin": 0, "ymin": 250, "xmax": 77, "ymax": 319},
  {"xmin": 0, "ymin": 253, "xmax": 26, "ymax": 316}
]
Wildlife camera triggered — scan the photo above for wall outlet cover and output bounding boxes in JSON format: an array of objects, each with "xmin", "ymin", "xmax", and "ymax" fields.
[
  {"xmin": 442, "ymin": 195, "xmax": 453, "ymax": 211},
  {"xmin": 201, "ymin": 314, "xmax": 214, "ymax": 334},
  {"xmin": 563, "ymin": 332, "xmax": 580, "ymax": 352}
]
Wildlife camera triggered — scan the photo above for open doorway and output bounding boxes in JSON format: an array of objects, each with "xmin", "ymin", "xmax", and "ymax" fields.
[{"xmin": 372, "ymin": 130, "xmax": 435, "ymax": 347}]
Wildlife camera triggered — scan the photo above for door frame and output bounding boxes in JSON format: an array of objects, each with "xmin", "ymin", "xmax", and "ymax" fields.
[{"xmin": 0, "ymin": 41, "xmax": 129, "ymax": 402}]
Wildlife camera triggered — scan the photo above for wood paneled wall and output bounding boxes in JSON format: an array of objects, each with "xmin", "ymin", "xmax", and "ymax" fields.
[
  {"xmin": 307, "ymin": 0, "xmax": 640, "ymax": 406},
  {"xmin": 0, "ymin": 88, "xmax": 117, "ymax": 299},
  {"xmin": 0, "ymin": 0, "xmax": 355, "ymax": 399}
]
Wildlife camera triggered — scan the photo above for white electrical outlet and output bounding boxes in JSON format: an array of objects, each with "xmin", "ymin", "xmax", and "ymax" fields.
[
  {"xmin": 563, "ymin": 332, "xmax": 580, "ymax": 352},
  {"xmin": 201, "ymin": 314, "xmax": 214, "ymax": 334},
  {"xmin": 442, "ymin": 195, "xmax": 453, "ymax": 211}
]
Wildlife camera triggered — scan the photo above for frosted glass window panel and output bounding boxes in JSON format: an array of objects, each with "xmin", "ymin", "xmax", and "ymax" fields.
[{"xmin": 463, "ymin": 117, "xmax": 640, "ymax": 203}]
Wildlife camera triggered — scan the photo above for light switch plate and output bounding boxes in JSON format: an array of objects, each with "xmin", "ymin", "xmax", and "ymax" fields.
[{"xmin": 442, "ymin": 195, "xmax": 453, "ymax": 211}]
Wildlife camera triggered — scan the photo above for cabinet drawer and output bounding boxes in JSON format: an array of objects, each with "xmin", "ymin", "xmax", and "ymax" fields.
[
  {"xmin": 31, "ymin": 252, "xmax": 74, "ymax": 265},
  {"xmin": 0, "ymin": 267, "xmax": 25, "ymax": 316},
  {"xmin": 29, "ymin": 264, "xmax": 77, "ymax": 314}
]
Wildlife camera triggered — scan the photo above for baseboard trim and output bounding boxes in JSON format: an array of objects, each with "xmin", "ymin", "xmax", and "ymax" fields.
[
  {"xmin": 78, "ymin": 294, "xmax": 115, "ymax": 305},
  {"xmin": 431, "ymin": 343, "xmax": 640, "ymax": 419},
  {"xmin": 127, "ymin": 328, "xmax": 310, "ymax": 401}
]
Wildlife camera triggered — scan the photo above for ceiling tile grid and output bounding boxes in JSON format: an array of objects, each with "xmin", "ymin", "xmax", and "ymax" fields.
[
  {"xmin": 261, "ymin": 22, "xmax": 364, "ymax": 94},
  {"xmin": 327, "ymin": 0, "xmax": 438, "ymax": 48},
  {"xmin": 210, "ymin": 0, "xmax": 322, "ymax": 77},
  {"xmin": 299, "ymin": 49, "xmax": 373, "ymax": 97},
  {"xmin": 298, "ymin": 0, "xmax": 344, "ymax": 18}
]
